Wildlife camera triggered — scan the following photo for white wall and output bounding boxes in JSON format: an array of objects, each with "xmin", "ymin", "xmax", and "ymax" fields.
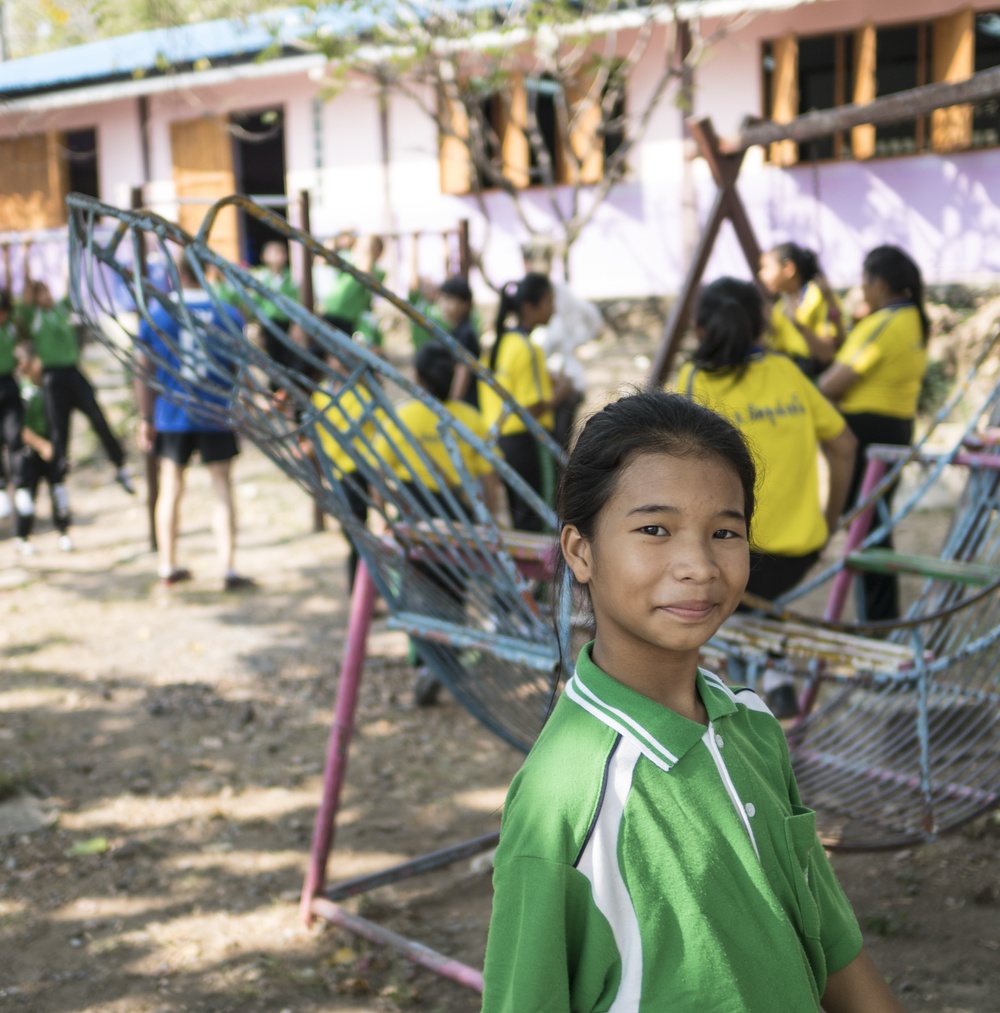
[{"xmin": 5, "ymin": 0, "xmax": 1000, "ymax": 300}]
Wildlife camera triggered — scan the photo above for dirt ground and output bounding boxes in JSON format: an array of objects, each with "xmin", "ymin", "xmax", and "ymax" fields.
[{"xmin": 2, "ymin": 329, "xmax": 999, "ymax": 1013}]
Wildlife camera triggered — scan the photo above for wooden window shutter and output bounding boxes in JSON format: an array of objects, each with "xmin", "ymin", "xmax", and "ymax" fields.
[
  {"xmin": 502, "ymin": 75, "xmax": 531, "ymax": 189},
  {"xmin": 169, "ymin": 117, "xmax": 239, "ymax": 265},
  {"xmin": 852, "ymin": 23, "xmax": 877, "ymax": 159},
  {"xmin": 439, "ymin": 88, "xmax": 472, "ymax": 196},
  {"xmin": 770, "ymin": 33, "xmax": 799, "ymax": 167},
  {"xmin": 0, "ymin": 131, "xmax": 69, "ymax": 231},
  {"xmin": 932, "ymin": 8, "xmax": 974, "ymax": 152},
  {"xmin": 566, "ymin": 75, "xmax": 603, "ymax": 185}
]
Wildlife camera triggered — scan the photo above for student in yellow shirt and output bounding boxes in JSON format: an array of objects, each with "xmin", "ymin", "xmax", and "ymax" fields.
[
  {"xmin": 373, "ymin": 341, "xmax": 504, "ymax": 705},
  {"xmin": 478, "ymin": 273, "xmax": 569, "ymax": 533},
  {"xmin": 676, "ymin": 277, "xmax": 856, "ymax": 717},
  {"xmin": 759, "ymin": 242, "xmax": 846, "ymax": 377},
  {"xmin": 372, "ymin": 342, "xmax": 503, "ymax": 521},
  {"xmin": 309, "ymin": 361, "xmax": 377, "ymax": 592},
  {"xmin": 819, "ymin": 245, "xmax": 929, "ymax": 621}
]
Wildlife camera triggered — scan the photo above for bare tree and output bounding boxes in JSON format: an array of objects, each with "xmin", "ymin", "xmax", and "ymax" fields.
[{"xmin": 307, "ymin": 0, "xmax": 710, "ymax": 282}]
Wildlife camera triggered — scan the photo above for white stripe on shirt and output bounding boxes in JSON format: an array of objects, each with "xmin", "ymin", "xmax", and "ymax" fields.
[{"xmin": 576, "ymin": 736, "xmax": 645, "ymax": 1011}]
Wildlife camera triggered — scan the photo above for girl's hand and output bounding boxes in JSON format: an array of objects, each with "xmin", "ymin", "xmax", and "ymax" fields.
[
  {"xmin": 551, "ymin": 372, "xmax": 575, "ymax": 405},
  {"xmin": 137, "ymin": 419, "xmax": 155, "ymax": 455}
]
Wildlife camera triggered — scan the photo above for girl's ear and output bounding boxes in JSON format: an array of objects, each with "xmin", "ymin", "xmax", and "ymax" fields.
[{"xmin": 560, "ymin": 524, "xmax": 593, "ymax": 585}]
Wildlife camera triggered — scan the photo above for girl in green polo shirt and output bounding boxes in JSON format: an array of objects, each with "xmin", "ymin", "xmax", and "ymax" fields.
[{"xmin": 482, "ymin": 390, "xmax": 903, "ymax": 1012}]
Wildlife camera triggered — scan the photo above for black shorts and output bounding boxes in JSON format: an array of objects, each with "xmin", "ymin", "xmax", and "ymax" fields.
[{"xmin": 156, "ymin": 430, "xmax": 239, "ymax": 466}]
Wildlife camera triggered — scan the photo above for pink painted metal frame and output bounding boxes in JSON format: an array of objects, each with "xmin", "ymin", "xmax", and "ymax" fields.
[{"xmin": 299, "ymin": 560, "xmax": 491, "ymax": 990}]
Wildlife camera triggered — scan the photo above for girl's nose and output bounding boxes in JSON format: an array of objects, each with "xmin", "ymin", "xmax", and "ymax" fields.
[{"xmin": 672, "ymin": 537, "xmax": 719, "ymax": 581}]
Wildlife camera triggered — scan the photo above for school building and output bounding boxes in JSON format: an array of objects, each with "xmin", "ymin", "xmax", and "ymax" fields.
[{"xmin": 0, "ymin": 0, "xmax": 998, "ymax": 300}]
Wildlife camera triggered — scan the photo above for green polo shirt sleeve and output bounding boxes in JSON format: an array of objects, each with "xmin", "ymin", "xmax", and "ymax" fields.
[
  {"xmin": 783, "ymin": 757, "xmax": 865, "ymax": 979},
  {"xmin": 484, "ymin": 855, "xmax": 620, "ymax": 1013}
]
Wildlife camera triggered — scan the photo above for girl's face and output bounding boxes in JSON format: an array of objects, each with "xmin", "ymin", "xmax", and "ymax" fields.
[
  {"xmin": 437, "ymin": 293, "xmax": 469, "ymax": 328},
  {"xmin": 861, "ymin": 270, "xmax": 890, "ymax": 311},
  {"xmin": 758, "ymin": 251, "xmax": 795, "ymax": 295},
  {"xmin": 563, "ymin": 450, "xmax": 749, "ymax": 675},
  {"xmin": 520, "ymin": 287, "xmax": 555, "ymax": 330}
]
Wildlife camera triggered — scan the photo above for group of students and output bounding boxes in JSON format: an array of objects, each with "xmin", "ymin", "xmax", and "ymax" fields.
[
  {"xmin": 678, "ymin": 241, "xmax": 928, "ymax": 715},
  {"xmin": 0, "ymin": 246, "xmax": 136, "ymax": 556},
  {"xmin": 480, "ymin": 241, "xmax": 928, "ymax": 1012}
]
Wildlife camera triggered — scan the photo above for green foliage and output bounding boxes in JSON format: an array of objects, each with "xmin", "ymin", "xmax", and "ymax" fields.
[{"xmin": 917, "ymin": 358, "xmax": 955, "ymax": 417}]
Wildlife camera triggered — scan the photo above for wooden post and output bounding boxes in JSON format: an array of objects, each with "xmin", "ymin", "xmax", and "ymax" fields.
[
  {"xmin": 299, "ymin": 189, "xmax": 314, "ymax": 312},
  {"xmin": 650, "ymin": 119, "xmax": 760, "ymax": 386},
  {"xmin": 457, "ymin": 219, "xmax": 471, "ymax": 278},
  {"xmin": 131, "ymin": 184, "xmax": 159, "ymax": 553}
]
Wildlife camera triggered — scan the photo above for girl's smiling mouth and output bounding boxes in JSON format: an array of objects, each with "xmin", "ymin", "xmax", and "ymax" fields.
[{"xmin": 659, "ymin": 600, "xmax": 718, "ymax": 620}]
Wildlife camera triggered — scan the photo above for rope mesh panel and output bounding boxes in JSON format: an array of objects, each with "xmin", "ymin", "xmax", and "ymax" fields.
[{"xmin": 67, "ymin": 193, "xmax": 566, "ymax": 753}]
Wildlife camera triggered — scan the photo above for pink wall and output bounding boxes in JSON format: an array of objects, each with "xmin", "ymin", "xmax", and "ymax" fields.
[{"xmin": 3, "ymin": 1, "xmax": 1000, "ymax": 300}]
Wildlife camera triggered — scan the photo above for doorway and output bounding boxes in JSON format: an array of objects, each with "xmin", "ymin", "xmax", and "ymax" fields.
[{"xmin": 230, "ymin": 108, "xmax": 287, "ymax": 266}]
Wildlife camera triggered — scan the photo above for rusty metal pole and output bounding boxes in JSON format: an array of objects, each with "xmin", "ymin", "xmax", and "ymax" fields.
[
  {"xmin": 131, "ymin": 184, "xmax": 159, "ymax": 552},
  {"xmin": 457, "ymin": 219, "xmax": 471, "ymax": 278},
  {"xmin": 299, "ymin": 189, "xmax": 326, "ymax": 534}
]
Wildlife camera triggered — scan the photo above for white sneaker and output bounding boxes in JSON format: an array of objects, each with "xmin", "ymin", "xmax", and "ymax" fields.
[
  {"xmin": 58, "ymin": 534, "xmax": 74, "ymax": 552},
  {"xmin": 15, "ymin": 538, "xmax": 36, "ymax": 557},
  {"xmin": 0, "ymin": 491, "xmax": 10, "ymax": 519},
  {"xmin": 13, "ymin": 489, "xmax": 34, "ymax": 517}
]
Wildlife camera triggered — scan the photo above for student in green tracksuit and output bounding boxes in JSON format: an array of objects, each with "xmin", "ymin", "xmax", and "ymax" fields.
[
  {"xmin": 13, "ymin": 345, "xmax": 72, "ymax": 554},
  {"xmin": 482, "ymin": 390, "xmax": 904, "ymax": 1012},
  {"xmin": 250, "ymin": 240, "xmax": 302, "ymax": 376},
  {"xmin": 19, "ymin": 259, "xmax": 134, "ymax": 498}
]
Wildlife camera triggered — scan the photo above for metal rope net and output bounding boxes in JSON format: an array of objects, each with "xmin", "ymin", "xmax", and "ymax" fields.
[
  {"xmin": 67, "ymin": 192, "xmax": 567, "ymax": 754},
  {"xmin": 770, "ymin": 337, "xmax": 1000, "ymax": 848}
]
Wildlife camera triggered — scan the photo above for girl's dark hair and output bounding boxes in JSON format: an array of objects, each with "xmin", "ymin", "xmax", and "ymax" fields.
[
  {"xmin": 490, "ymin": 272, "xmax": 552, "ymax": 372},
  {"xmin": 772, "ymin": 242, "xmax": 821, "ymax": 284},
  {"xmin": 693, "ymin": 292, "xmax": 756, "ymax": 373},
  {"xmin": 558, "ymin": 388, "xmax": 756, "ymax": 550},
  {"xmin": 414, "ymin": 341, "xmax": 455, "ymax": 402},
  {"xmin": 862, "ymin": 244, "xmax": 930, "ymax": 344},
  {"xmin": 697, "ymin": 277, "xmax": 765, "ymax": 345}
]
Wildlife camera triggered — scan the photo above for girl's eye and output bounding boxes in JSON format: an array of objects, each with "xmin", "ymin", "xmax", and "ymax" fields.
[
  {"xmin": 713, "ymin": 528, "xmax": 742, "ymax": 540},
  {"xmin": 638, "ymin": 524, "xmax": 669, "ymax": 537}
]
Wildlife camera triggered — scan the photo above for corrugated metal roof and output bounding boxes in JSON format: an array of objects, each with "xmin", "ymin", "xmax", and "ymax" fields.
[
  {"xmin": 0, "ymin": 7, "xmax": 356, "ymax": 98},
  {"xmin": 0, "ymin": 1, "xmax": 814, "ymax": 100}
]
